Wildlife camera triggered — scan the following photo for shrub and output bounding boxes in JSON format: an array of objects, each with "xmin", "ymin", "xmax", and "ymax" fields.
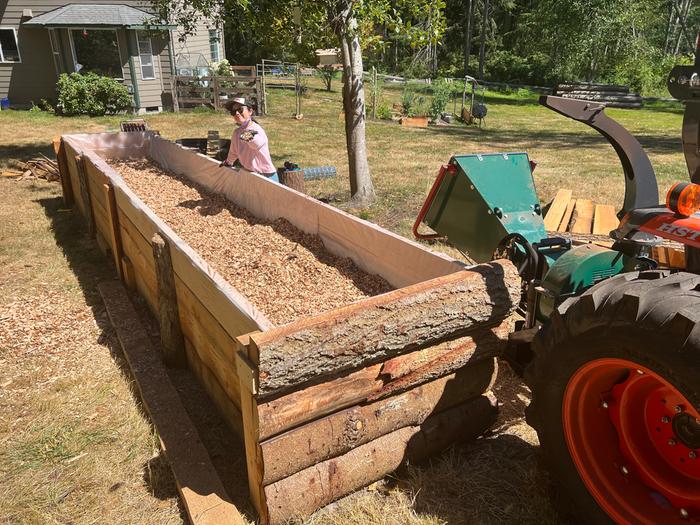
[
  {"xmin": 56, "ymin": 73, "xmax": 132, "ymax": 116},
  {"xmin": 428, "ymin": 79, "xmax": 452, "ymax": 121},
  {"xmin": 376, "ymin": 103, "xmax": 392, "ymax": 120},
  {"xmin": 211, "ymin": 59, "xmax": 233, "ymax": 76},
  {"xmin": 401, "ymin": 87, "xmax": 426, "ymax": 117}
]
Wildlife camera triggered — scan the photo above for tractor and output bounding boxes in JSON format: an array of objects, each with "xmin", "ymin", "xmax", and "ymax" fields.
[{"xmin": 413, "ymin": 61, "xmax": 700, "ymax": 522}]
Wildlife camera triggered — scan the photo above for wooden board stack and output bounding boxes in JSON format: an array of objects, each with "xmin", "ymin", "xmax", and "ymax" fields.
[
  {"xmin": 543, "ymin": 188, "xmax": 686, "ymax": 269},
  {"xmin": 54, "ymin": 132, "xmax": 521, "ymax": 524}
]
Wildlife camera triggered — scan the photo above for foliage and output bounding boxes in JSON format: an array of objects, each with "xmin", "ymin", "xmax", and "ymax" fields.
[
  {"xmin": 401, "ymin": 87, "xmax": 426, "ymax": 117},
  {"xmin": 317, "ymin": 66, "xmax": 338, "ymax": 91},
  {"xmin": 55, "ymin": 73, "xmax": 131, "ymax": 116},
  {"xmin": 376, "ymin": 102, "xmax": 393, "ymax": 119},
  {"xmin": 211, "ymin": 59, "xmax": 234, "ymax": 76},
  {"xmin": 428, "ymin": 78, "xmax": 452, "ymax": 120}
]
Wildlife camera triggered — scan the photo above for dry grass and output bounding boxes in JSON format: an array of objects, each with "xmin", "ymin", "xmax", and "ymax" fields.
[
  {"xmin": 0, "ymin": 84, "xmax": 685, "ymax": 524},
  {"xmin": 0, "ymin": 179, "xmax": 182, "ymax": 524}
]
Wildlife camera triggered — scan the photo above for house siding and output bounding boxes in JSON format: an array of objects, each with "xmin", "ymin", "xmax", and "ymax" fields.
[{"xmin": 1, "ymin": 0, "xmax": 224, "ymax": 110}]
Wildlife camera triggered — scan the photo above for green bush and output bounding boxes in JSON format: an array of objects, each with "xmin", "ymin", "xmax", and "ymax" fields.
[
  {"xmin": 428, "ymin": 79, "xmax": 452, "ymax": 121},
  {"xmin": 401, "ymin": 87, "xmax": 426, "ymax": 117},
  {"xmin": 56, "ymin": 73, "xmax": 132, "ymax": 116},
  {"xmin": 376, "ymin": 103, "xmax": 393, "ymax": 120}
]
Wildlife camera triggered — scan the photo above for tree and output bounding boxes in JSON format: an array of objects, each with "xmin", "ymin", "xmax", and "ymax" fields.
[{"xmin": 150, "ymin": 0, "xmax": 379, "ymax": 207}]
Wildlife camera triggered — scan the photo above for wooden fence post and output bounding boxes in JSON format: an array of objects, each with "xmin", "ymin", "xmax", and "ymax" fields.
[
  {"xmin": 75, "ymin": 154, "xmax": 95, "ymax": 237},
  {"xmin": 103, "ymin": 182, "xmax": 124, "ymax": 280},
  {"xmin": 152, "ymin": 232, "xmax": 186, "ymax": 368},
  {"xmin": 53, "ymin": 137, "xmax": 74, "ymax": 207}
]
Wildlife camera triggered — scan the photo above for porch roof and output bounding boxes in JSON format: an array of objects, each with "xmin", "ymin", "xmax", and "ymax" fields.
[{"xmin": 22, "ymin": 4, "xmax": 176, "ymax": 29}]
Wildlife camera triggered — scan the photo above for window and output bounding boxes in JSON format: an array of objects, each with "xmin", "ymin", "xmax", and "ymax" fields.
[
  {"xmin": 0, "ymin": 28, "xmax": 20, "ymax": 63},
  {"xmin": 209, "ymin": 29, "xmax": 220, "ymax": 62},
  {"xmin": 136, "ymin": 32, "xmax": 155, "ymax": 80},
  {"xmin": 71, "ymin": 29, "xmax": 121, "ymax": 77}
]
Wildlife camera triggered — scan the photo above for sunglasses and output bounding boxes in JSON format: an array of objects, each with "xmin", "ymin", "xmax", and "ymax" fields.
[{"xmin": 230, "ymin": 106, "xmax": 248, "ymax": 115}]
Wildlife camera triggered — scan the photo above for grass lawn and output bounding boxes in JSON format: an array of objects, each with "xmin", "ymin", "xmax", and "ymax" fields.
[{"xmin": 0, "ymin": 82, "xmax": 687, "ymax": 524}]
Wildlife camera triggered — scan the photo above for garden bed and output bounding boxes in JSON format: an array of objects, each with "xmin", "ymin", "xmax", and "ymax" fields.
[{"xmin": 56, "ymin": 131, "xmax": 520, "ymax": 524}]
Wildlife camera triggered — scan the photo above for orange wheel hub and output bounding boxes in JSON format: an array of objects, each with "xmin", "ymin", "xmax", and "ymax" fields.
[{"xmin": 563, "ymin": 358, "xmax": 700, "ymax": 524}]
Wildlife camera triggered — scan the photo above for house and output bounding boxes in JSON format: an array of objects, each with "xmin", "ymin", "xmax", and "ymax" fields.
[{"xmin": 0, "ymin": 1, "xmax": 225, "ymax": 112}]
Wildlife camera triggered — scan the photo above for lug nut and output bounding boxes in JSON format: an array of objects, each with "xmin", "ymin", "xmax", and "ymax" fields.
[
  {"xmin": 668, "ymin": 439, "xmax": 677, "ymax": 446},
  {"xmin": 601, "ymin": 401, "xmax": 609, "ymax": 409},
  {"xmin": 621, "ymin": 465, "xmax": 629, "ymax": 475},
  {"xmin": 675, "ymin": 405, "xmax": 684, "ymax": 413},
  {"xmin": 681, "ymin": 508, "xmax": 689, "ymax": 519},
  {"xmin": 690, "ymin": 451, "xmax": 697, "ymax": 459},
  {"xmin": 662, "ymin": 416, "xmax": 670, "ymax": 423},
  {"xmin": 636, "ymin": 369, "xmax": 644, "ymax": 375}
]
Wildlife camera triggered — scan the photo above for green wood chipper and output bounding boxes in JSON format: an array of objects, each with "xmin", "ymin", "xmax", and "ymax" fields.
[{"xmin": 413, "ymin": 61, "xmax": 700, "ymax": 523}]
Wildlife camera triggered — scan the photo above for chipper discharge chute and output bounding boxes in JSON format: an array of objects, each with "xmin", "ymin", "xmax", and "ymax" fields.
[{"xmin": 414, "ymin": 61, "xmax": 700, "ymax": 523}]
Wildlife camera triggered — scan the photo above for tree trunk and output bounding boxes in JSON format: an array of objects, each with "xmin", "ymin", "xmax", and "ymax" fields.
[
  {"xmin": 463, "ymin": 0, "xmax": 473, "ymax": 77},
  {"xmin": 332, "ymin": 4, "xmax": 375, "ymax": 207},
  {"xmin": 478, "ymin": 0, "xmax": 489, "ymax": 79}
]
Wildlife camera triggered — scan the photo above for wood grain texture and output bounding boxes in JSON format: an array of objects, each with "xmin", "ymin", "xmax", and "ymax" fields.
[
  {"xmin": 558, "ymin": 198, "xmax": 576, "ymax": 232},
  {"xmin": 543, "ymin": 189, "xmax": 572, "ymax": 231},
  {"xmin": 75, "ymin": 155, "xmax": 96, "ymax": 237},
  {"xmin": 264, "ymin": 394, "xmax": 498, "ymax": 525},
  {"xmin": 153, "ymin": 233, "xmax": 187, "ymax": 368},
  {"xmin": 592, "ymin": 204, "xmax": 618, "ymax": 235},
  {"xmin": 53, "ymin": 137, "xmax": 74, "ymax": 207},
  {"xmin": 570, "ymin": 199, "xmax": 594, "ymax": 234},
  {"xmin": 98, "ymin": 280, "xmax": 245, "ymax": 525},
  {"xmin": 250, "ymin": 261, "xmax": 519, "ymax": 398},
  {"xmin": 256, "ymin": 322, "xmax": 509, "ymax": 440},
  {"xmin": 103, "ymin": 183, "xmax": 125, "ymax": 280},
  {"xmin": 260, "ymin": 359, "xmax": 496, "ymax": 484}
]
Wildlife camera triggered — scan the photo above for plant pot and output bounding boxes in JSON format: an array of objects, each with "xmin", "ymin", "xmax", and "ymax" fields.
[{"xmin": 400, "ymin": 116, "xmax": 428, "ymax": 128}]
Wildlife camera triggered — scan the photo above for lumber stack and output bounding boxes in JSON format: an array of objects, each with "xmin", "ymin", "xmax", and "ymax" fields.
[
  {"xmin": 55, "ymin": 131, "xmax": 522, "ymax": 524},
  {"xmin": 555, "ymin": 83, "xmax": 642, "ymax": 109},
  {"xmin": 543, "ymin": 188, "xmax": 686, "ymax": 269}
]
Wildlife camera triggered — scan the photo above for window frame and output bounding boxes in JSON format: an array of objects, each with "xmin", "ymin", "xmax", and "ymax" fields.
[
  {"xmin": 0, "ymin": 27, "xmax": 21, "ymax": 64},
  {"xmin": 209, "ymin": 29, "xmax": 220, "ymax": 63},
  {"xmin": 68, "ymin": 27, "xmax": 124, "ymax": 80},
  {"xmin": 136, "ymin": 31, "xmax": 156, "ymax": 80}
]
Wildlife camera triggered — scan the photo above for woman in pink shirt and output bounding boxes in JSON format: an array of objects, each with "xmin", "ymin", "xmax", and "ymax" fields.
[{"xmin": 221, "ymin": 97, "xmax": 278, "ymax": 182}]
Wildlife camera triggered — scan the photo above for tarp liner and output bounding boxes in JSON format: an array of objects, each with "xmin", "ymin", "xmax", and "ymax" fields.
[{"xmin": 66, "ymin": 132, "xmax": 465, "ymax": 291}]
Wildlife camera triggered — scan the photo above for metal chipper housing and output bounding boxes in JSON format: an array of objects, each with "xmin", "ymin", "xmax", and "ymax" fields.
[{"xmin": 414, "ymin": 98, "xmax": 657, "ymax": 333}]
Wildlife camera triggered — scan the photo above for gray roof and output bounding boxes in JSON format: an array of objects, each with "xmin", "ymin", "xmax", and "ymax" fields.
[{"xmin": 23, "ymin": 4, "xmax": 175, "ymax": 28}]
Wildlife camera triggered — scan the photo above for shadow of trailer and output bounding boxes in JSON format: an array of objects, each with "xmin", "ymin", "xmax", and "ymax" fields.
[{"xmin": 54, "ymin": 132, "xmax": 520, "ymax": 524}]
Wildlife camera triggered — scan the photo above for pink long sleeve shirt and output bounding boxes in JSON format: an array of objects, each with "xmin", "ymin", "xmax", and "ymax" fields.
[{"xmin": 226, "ymin": 119, "xmax": 276, "ymax": 174}]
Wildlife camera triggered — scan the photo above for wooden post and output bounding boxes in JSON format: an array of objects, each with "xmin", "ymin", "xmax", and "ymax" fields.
[
  {"xmin": 213, "ymin": 75, "xmax": 220, "ymax": 111},
  {"xmin": 74, "ymin": 154, "xmax": 95, "ymax": 237},
  {"xmin": 151, "ymin": 232, "xmax": 186, "ymax": 368},
  {"xmin": 53, "ymin": 137, "xmax": 74, "ymax": 207},
  {"xmin": 103, "ymin": 183, "xmax": 125, "ymax": 280},
  {"xmin": 279, "ymin": 170, "xmax": 305, "ymax": 193},
  {"xmin": 236, "ymin": 335, "xmax": 269, "ymax": 524},
  {"xmin": 121, "ymin": 256, "xmax": 136, "ymax": 290},
  {"xmin": 371, "ymin": 66, "xmax": 377, "ymax": 119}
]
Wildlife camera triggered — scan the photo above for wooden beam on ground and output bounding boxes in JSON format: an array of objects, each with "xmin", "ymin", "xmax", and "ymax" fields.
[
  {"xmin": 249, "ymin": 261, "xmax": 520, "ymax": 398},
  {"xmin": 592, "ymin": 204, "xmax": 618, "ymax": 235},
  {"xmin": 263, "ymin": 394, "xmax": 497, "ymax": 525},
  {"xmin": 558, "ymin": 198, "xmax": 576, "ymax": 232},
  {"xmin": 570, "ymin": 199, "xmax": 594, "ymax": 234},
  {"xmin": 98, "ymin": 280, "xmax": 245, "ymax": 525},
  {"xmin": 543, "ymin": 189, "xmax": 572, "ymax": 231},
  {"xmin": 152, "ymin": 232, "xmax": 187, "ymax": 368}
]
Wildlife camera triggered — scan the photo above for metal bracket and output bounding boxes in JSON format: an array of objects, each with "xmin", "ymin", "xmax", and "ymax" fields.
[{"xmin": 539, "ymin": 95, "xmax": 659, "ymax": 218}]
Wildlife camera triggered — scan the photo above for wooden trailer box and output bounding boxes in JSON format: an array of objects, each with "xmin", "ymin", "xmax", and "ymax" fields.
[{"xmin": 55, "ymin": 132, "xmax": 520, "ymax": 524}]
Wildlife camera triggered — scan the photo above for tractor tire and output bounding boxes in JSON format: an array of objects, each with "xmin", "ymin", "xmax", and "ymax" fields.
[{"xmin": 526, "ymin": 270, "xmax": 700, "ymax": 525}]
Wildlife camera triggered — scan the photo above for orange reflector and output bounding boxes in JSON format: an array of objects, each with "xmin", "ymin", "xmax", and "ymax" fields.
[{"xmin": 666, "ymin": 182, "xmax": 700, "ymax": 216}]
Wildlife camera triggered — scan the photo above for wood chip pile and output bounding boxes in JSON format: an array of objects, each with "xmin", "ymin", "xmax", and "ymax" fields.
[{"xmin": 109, "ymin": 158, "xmax": 393, "ymax": 325}]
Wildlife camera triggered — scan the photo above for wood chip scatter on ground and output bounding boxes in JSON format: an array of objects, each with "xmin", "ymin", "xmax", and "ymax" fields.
[{"xmin": 110, "ymin": 158, "xmax": 393, "ymax": 325}]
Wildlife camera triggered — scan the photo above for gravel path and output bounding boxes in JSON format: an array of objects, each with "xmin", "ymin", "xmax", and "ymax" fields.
[{"xmin": 110, "ymin": 158, "xmax": 392, "ymax": 325}]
